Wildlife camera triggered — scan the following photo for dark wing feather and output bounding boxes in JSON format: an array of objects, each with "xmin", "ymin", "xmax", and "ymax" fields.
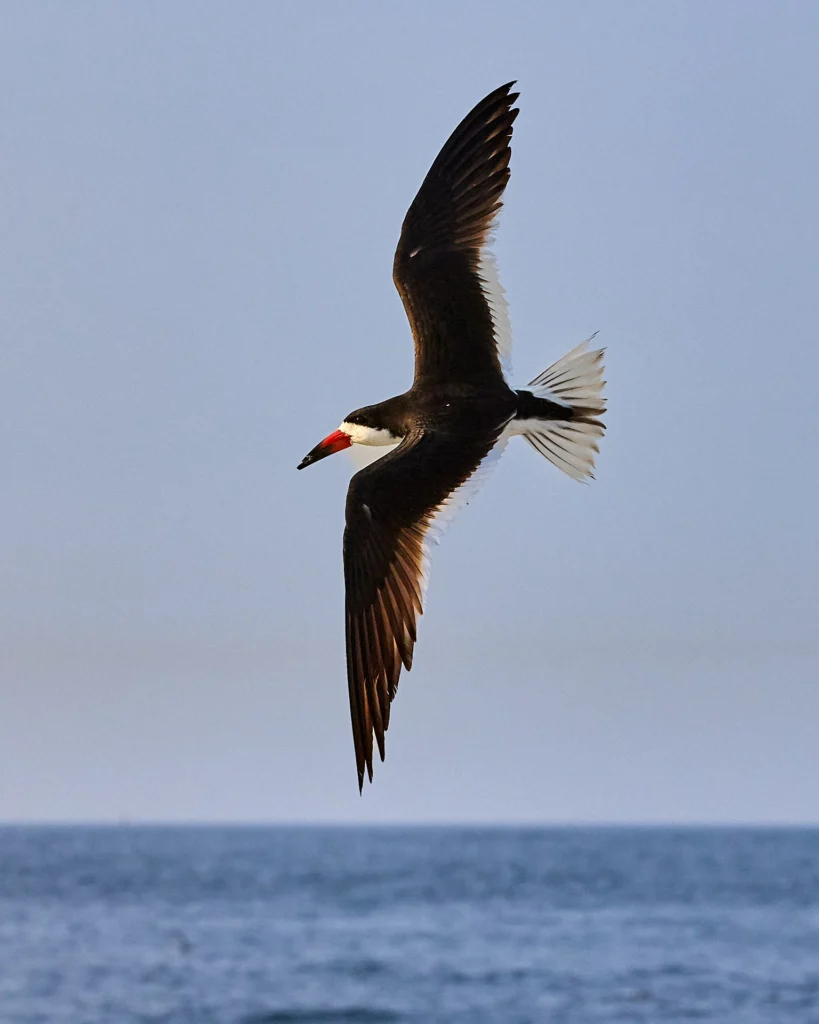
[
  {"xmin": 343, "ymin": 425, "xmax": 502, "ymax": 790},
  {"xmin": 393, "ymin": 82, "xmax": 519, "ymax": 387}
]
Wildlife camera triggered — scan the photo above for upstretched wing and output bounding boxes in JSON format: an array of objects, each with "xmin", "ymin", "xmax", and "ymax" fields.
[
  {"xmin": 393, "ymin": 82, "xmax": 519, "ymax": 388},
  {"xmin": 343, "ymin": 425, "xmax": 504, "ymax": 790}
]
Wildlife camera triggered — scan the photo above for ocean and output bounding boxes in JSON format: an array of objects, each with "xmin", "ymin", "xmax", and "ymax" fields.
[{"xmin": 0, "ymin": 826, "xmax": 817, "ymax": 1023}]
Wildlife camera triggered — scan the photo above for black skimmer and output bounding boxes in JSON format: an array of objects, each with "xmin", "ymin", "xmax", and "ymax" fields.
[{"xmin": 298, "ymin": 83, "xmax": 606, "ymax": 790}]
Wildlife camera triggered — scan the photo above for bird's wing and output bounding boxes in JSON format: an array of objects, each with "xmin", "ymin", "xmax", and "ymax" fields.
[
  {"xmin": 343, "ymin": 424, "xmax": 507, "ymax": 789},
  {"xmin": 393, "ymin": 82, "xmax": 519, "ymax": 388}
]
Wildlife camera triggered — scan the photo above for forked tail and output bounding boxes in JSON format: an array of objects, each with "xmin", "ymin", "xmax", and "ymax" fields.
[{"xmin": 511, "ymin": 336, "xmax": 606, "ymax": 481}]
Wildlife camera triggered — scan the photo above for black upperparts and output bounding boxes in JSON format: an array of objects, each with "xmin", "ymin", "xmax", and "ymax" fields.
[
  {"xmin": 345, "ymin": 394, "xmax": 410, "ymax": 437},
  {"xmin": 514, "ymin": 389, "xmax": 574, "ymax": 422},
  {"xmin": 392, "ymin": 83, "xmax": 520, "ymax": 389}
]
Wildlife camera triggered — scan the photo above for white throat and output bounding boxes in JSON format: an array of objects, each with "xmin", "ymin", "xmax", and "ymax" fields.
[{"xmin": 340, "ymin": 421, "xmax": 401, "ymax": 447}]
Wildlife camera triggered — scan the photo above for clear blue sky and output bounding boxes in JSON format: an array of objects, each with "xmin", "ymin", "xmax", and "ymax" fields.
[{"xmin": 2, "ymin": 1, "xmax": 817, "ymax": 823}]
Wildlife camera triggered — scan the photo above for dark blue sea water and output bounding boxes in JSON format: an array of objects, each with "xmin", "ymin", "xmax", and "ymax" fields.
[{"xmin": 1, "ymin": 827, "xmax": 818, "ymax": 1023}]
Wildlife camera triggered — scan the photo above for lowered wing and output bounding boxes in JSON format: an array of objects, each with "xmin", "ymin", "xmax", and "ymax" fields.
[{"xmin": 343, "ymin": 424, "xmax": 505, "ymax": 789}]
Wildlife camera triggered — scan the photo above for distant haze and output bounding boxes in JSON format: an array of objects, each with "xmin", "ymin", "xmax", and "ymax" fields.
[{"xmin": 2, "ymin": 1, "xmax": 817, "ymax": 822}]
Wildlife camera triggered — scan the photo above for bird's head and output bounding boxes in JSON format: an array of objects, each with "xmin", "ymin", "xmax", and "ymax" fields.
[{"xmin": 297, "ymin": 407, "xmax": 401, "ymax": 469}]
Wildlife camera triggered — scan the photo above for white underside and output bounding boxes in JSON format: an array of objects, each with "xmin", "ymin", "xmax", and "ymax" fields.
[
  {"xmin": 340, "ymin": 420, "xmax": 401, "ymax": 470},
  {"xmin": 345, "ymin": 441, "xmax": 401, "ymax": 470}
]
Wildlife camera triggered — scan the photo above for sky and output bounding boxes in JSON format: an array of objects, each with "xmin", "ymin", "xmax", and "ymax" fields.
[{"xmin": 1, "ymin": 1, "xmax": 817, "ymax": 824}]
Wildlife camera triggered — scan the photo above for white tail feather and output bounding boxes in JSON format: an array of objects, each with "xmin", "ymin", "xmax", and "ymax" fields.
[
  {"xmin": 528, "ymin": 335, "xmax": 606, "ymax": 408},
  {"xmin": 520, "ymin": 418, "xmax": 604, "ymax": 481},
  {"xmin": 511, "ymin": 336, "xmax": 606, "ymax": 482}
]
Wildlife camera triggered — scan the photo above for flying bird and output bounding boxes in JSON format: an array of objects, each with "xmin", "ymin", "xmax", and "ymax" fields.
[{"xmin": 298, "ymin": 83, "xmax": 606, "ymax": 790}]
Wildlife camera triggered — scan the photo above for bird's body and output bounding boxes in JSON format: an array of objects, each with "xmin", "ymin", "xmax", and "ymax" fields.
[{"xmin": 298, "ymin": 84, "xmax": 606, "ymax": 789}]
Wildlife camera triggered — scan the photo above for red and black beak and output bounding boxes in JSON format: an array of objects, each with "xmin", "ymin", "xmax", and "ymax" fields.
[{"xmin": 297, "ymin": 429, "xmax": 352, "ymax": 470}]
